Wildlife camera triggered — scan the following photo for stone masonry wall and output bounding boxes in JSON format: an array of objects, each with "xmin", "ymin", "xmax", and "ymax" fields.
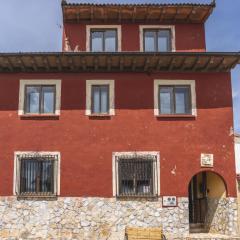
[
  {"xmin": 0, "ymin": 196, "xmax": 238, "ymax": 239},
  {"xmin": 0, "ymin": 197, "xmax": 188, "ymax": 240},
  {"xmin": 205, "ymin": 197, "xmax": 238, "ymax": 235}
]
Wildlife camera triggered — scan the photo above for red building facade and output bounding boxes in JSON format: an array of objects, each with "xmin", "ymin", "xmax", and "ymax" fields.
[{"xmin": 0, "ymin": 1, "xmax": 239, "ymax": 239}]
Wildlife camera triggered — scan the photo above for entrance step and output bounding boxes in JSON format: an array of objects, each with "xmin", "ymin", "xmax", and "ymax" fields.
[
  {"xmin": 165, "ymin": 233, "xmax": 240, "ymax": 240},
  {"xmin": 189, "ymin": 223, "xmax": 208, "ymax": 233}
]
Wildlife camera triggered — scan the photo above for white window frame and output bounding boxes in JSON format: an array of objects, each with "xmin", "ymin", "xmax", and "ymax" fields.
[
  {"xmin": 86, "ymin": 79, "xmax": 115, "ymax": 116},
  {"xmin": 154, "ymin": 79, "xmax": 197, "ymax": 116},
  {"xmin": 139, "ymin": 25, "xmax": 176, "ymax": 52},
  {"xmin": 112, "ymin": 151, "xmax": 160, "ymax": 197},
  {"xmin": 86, "ymin": 25, "xmax": 122, "ymax": 52},
  {"xmin": 13, "ymin": 151, "xmax": 61, "ymax": 196},
  {"xmin": 18, "ymin": 79, "xmax": 62, "ymax": 116}
]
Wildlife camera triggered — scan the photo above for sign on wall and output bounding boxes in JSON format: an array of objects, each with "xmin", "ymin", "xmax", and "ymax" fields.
[
  {"xmin": 201, "ymin": 153, "xmax": 214, "ymax": 167},
  {"xmin": 162, "ymin": 196, "xmax": 177, "ymax": 207}
]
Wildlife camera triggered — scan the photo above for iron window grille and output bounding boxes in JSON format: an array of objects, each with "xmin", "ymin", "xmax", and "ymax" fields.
[
  {"xmin": 116, "ymin": 155, "xmax": 157, "ymax": 198},
  {"xmin": 158, "ymin": 85, "xmax": 192, "ymax": 115},
  {"xmin": 90, "ymin": 29, "xmax": 118, "ymax": 52},
  {"xmin": 143, "ymin": 29, "xmax": 172, "ymax": 52},
  {"xmin": 24, "ymin": 85, "xmax": 56, "ymax": 114},
  {"xmin": 91, "ymin": 85, "xmax": 110, "ymax": 114},
  {"xmin": 16, "ymin": 154, "xmax": 58, "ymax": 197}
]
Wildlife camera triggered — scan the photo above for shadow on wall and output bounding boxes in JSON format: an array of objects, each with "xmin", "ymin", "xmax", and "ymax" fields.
[{"xmin": 204, "ymin": 172, "xmax": 227, "ymax": 233}]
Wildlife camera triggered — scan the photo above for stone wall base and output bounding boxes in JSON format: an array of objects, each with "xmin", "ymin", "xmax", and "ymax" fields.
[
  {"xmin": 205, "ymin": 197, "xmax": 238, "ymax": 235},
  {"xmin": 0, "ymin": 197, "xmax": 188, "ymax": 239},
  {"xmin": 0, "ymin": 196, "xmax": 237, "ymax": 239}
]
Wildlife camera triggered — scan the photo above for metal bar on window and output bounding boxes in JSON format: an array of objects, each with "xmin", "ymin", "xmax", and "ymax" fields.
[
  {"xmin": 18, "ymin": 154, "xmax": 58, "ymax": 197},
  {"xmin": 117, "ymin": 157, "xmax": 156, "ymax": 198}
]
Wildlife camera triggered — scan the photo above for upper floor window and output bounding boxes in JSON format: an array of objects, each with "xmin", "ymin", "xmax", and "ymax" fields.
[
  {"xmin": 140, "ymin": 25, "xmax": 175, "ymax": 52},
  {"xmin": 91, "ymin": 85, "xmax": 109, "ymax": 114},
  {"xmin": 159, "ymin": 85, "xmax": 191, "ymax": 115},
  {"xmin": 91, "ymin": 29, "xmax": 117, "ymax": 52},
  {"xmin": 154, "ymin": 80, "xmax": 197, "ymax": 116},
  {"xmin": 14, "ymin": 152, "xmax": 60, "ymax": 198},
  {"xmin": 144, "ymin": 29, "xmax": 171, "ymax": 52},
  {"xmin": 25, "ymin": 85, "xmax": 55, "ymax": 114},
  {"xmin": 86, "ymin": 25, "xmax": 121, "ymax": 52},
  {"xmin": 18, "ymin": 80, "xmax": 61, "ymax": 116},
  {"xmin": 86, "ymin": 80, "xmax": 115, "ymax": 116}
]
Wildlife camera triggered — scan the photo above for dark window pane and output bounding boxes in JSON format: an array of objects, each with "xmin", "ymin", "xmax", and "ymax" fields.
[
  {"xmin": 92, "ymin": 85, "xmax": 109, "ymax": 114},
  {"xmin": 175, "ymin": 87, "xmax": 191, "ymax": 114},
  {"xmin": 105, "ymin": 30, "xmax": 117, "ymax": 52},
  {"xmin": 21, "ymin": 160, "xmax": 37, "ymax": 192},
  {"xmin": 121, "ymin": 180, "xmax": 134, "ymax": 195},
  {"xmin": 42, "ymin": 86, "xmax": 55, "ymax": 113},
  {"xmin": 41, "ymin": 160, "xmax": 54, "ymax": 192},
  {"xmin": 25, "ymin": 86, "xmax": 40, "ymax": 113},
  {"xmin": 137, "ymin": 180, "xmax": 151, "ymax": 194},
  {"xmin": 144, "ymin": 31, "xmax": 156, "ymax": 52},
  {"xmin": 158, "ymin": 30, "xmax": 171, "ymax": 52},
  {"xmin": 118, "ymin": 159, "xmax": 154, "ymax": 197},
  {"xmin": 91, "ymin": 31, "xmax": 103, "ymax": 52},
  {"xmin": 20, "ymin": 158, "xmax": 55, "ymax": 195},
  {"xmin": 159, "ymin": 87, "xmax": 174, "ymax": 114}
]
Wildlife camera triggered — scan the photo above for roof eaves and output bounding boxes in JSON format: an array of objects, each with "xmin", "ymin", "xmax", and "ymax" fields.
[{"xmin": 61, "ymin": 0, "xmax": 216, "ymax": 8}]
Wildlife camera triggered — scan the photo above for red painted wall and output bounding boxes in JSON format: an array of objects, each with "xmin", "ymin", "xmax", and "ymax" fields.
[
  {"xmin": 63, "ymin": 23, "xmax": 206, "ymax": 52},
  {"xmin": 0, "ymin": 72, "xmax": 236, "ymax": 197}
]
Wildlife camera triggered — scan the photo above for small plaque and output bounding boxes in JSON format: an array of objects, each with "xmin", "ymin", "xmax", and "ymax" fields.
[
  {"xmin": 201, "ymin": 153, "xmax": 214, "ymax": 167},
  {"xmin": 162, "ymin": 196, "xmax": 177, "ymax": 207}
]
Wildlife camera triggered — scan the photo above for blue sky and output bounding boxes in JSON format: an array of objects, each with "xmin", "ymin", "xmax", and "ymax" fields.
[{"xmin": 0, "ymin": 0, "xmax": 239, "ymax": 132}]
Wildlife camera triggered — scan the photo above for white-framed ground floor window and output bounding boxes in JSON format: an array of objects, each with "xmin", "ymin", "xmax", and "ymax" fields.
[
  {"xmin": 14, "ymin": 151, "xmax": 60, "ymax": 198},
  {"xmin": 112, "ymin": 152, "xmax": 160, "ymax": 198}
]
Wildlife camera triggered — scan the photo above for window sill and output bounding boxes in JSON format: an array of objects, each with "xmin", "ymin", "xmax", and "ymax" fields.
[
  {"xmin": 156, "ymin": 114, "xmax": 196, "ymax": 118},
  {"xmin": 17, "ymin": 195, "xmax": 57, "ymax": 201},
  {"xmin": 19, "ymin": 114, "xmax": 60, "ymax": 120},
  {"xmin": 88, "ymin": 114, "xmax": 113, "ymax": 119},
  {"xmin": 116, "ymin": 195, "xmax": 158, "ymax": 201}
]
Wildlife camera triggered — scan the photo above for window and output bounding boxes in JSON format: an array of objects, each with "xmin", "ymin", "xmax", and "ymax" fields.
[
  {"xmin": 91, "ymin": 85, "xmax": 109, "ymax": 114},
  {"xmin": 18, "ymin": 80, "xmax": 61, "ymax": 116},
  {"xmin": 113, "ymin": 152, "xmax": 160, "ymax": 198},
  {"xmin": 139, "ymin": 25, "xmax": 175, "ymax": 52},
  {"xmin": 24, "ymin": 85, "xmax": 55, "ymax": 114},
  {"xmin": 159, "ymin": 85, "xmax": 191, "ymax": 114},
  {"xmin": 91, "ymin": 29, "xmax": 117, "ymax": 52},
  {"xmin": 86, "ymin": 80, "xmax": 115, "ymax": 116},
  {"xmin": 144, "ymin": 29, "xmax": 171, "ymax": 52},
  {"xmin": 154, "ymin": 80, "xmax": 197, "ymax": 116},
  {"xmin": 86, "ymin": 25, "xmax": 121, "ymax": 52},
  {"xmin": 14, "ymin": 152, "xmax": 60, "ymax": 197}
]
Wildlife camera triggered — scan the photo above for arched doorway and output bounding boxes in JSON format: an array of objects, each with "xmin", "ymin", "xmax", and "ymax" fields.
[{"xmin": 188, "ymin": 171, "xmax": 227, "ymax": 233}]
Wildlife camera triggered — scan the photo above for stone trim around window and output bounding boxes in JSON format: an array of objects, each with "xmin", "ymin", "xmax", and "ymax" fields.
[
  {"xmin": 139, "ymin": 25, "xmax": 176, "ymax": 52},
  {"xmin": 86, "ymin": 80, "xmax": 115, "ymax": 116},
  {"xmin": 86, "ymin": 25, "xmax": 122, "ymax": 52},
  {"xmin": 154, "ymin": 79, "xmax": 197, "ymax": 116},
  {"xmin": 13, "ymin": 151, "xmax": 61, "ymax": 197},
  {"xmin": 18, "ymin": 79, "xmax": 62, "ymax": 116},
  {"xmin": 112, "ymin": 151, "xmax": 160, "ymax": 197}
]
